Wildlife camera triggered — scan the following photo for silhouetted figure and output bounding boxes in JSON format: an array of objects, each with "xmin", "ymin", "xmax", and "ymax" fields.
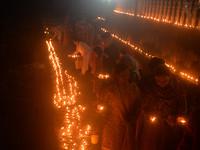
[{"xmin": 101, "ymin": 32, "xmax": 119, "ymax": 75}]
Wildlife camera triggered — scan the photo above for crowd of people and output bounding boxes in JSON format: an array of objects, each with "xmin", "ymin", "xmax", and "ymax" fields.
[{"xmin": 51, "ymin": 16, "xmax": 200, "ymax": 150}]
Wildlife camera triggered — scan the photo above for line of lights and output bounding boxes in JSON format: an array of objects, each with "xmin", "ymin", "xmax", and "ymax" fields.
[
  {"xmin": 114, "ymin": 10, "xmax": 135, "ymax": 16},
  {"xmin": 98, "ymin": 74, "xmax": 110, "ymax": 79},
  {"xmin": 114, "ymin": 10, "xmax": 199, "ymax": 29},
  {"xmin": 46, "ymin": 40, "xmax": 91, "ymax": 150},
  {"xmin": 101, "ymin": 28, "xmax": 199, "ymax": 84},
  {"xmin": 97, "ymin": 17, "xmax": 106, "ymax": 21},
  {"xmin": 44, "ymin": 28, "xmax": 50, "ymax": 34},
  {"xmin": 68, "ymin": 55, "xmax": 81, "ymax": 58},
  {"xmin": 93, "ymin": 17, "xmax": 106, "ymax": 23}
]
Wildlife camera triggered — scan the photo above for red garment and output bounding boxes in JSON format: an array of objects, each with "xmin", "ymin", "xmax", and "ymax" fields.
[
  {"xmin": 177, "ymin": 105, "xmax": 200, "ymax": 150},
  {"xmin": 90, "ymin": 39, "xmax": 105, "ymax": 74}
]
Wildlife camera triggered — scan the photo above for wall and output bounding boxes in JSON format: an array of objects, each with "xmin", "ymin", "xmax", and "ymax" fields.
[{"xmin": 103, "ymin": 0, "xmax": 200, "ymax": 78}]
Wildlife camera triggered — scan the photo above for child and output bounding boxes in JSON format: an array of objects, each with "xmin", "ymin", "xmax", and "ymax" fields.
[{"xmin": 93, "ymin": 46, "xmax": 103, "ymax": 99}]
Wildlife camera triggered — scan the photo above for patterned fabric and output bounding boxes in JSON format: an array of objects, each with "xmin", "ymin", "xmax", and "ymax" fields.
[
  {"xmin": 93, "ymin": 77, "xmax": 103, "ymax": 94},
  {"xmin": 136, "ymin": 78, "xmax": 187, "ymax": 150},
  {"xmin": 142, "ymin": 79, "xmax": 187, "ymax": 127},
  {"xmin": 100, "ymin": 81, "xmax": 141, "ymax": 150}
]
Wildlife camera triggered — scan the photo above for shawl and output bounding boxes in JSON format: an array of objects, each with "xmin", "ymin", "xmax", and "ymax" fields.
[
  {"xmin": 121, "ymin": 55, "xmax": 141, "ymax": 80},
  {"xmin": 142, "ymin": 78, "xmax": 187, "ymax": 127},
  {"xmin": 101, "ymin": 81, "xmax": 141, "ymax": 150}
]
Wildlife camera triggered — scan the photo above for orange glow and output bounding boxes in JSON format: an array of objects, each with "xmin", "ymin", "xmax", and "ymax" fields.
[
  {"xmin": 100, "ymin": 28, "xmax": 198, "ymax": 84},
  {"xmin": 150, "ymin": 116, "xmax": 156, "ymax": 122},
  {"xmin": 46, "ymin": 41, "xmax": 91, "ymax": 149},
  {"xmin": 98, "ymin": 74, "xmax": 110, "ymax": 79},
  {"xmin": 113, "ymin": 9, "xmax": 199, "ymax": 29}
]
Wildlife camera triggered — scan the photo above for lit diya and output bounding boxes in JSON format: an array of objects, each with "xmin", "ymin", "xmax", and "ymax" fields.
[
  {"xmin": 68, "ymin": 55, "xmax": 81, "ymax": 58},
  {"xmin": 178, "ymin": 117, "xmax": 186, "ymax": 124},
  {"xmin": 150, "ymin": 116, "xmax": 156, "ymax": 123},
  {"xmin": 98, "ymin": 74, "xmax": 110, "ymax": 79}
]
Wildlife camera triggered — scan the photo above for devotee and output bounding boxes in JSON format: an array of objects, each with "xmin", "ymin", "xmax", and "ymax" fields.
[
  {"xmin": 92, "ymin": 46, "xmax": 103, "ymax": 100},
  {"xmin": 177, "ymin": 105, "xmax": 200, "ymax": 150},
  {"xmin": 90, "ymin": 31, "xmax": 105, "ymax": 75},
  {"xmin": 137, "ymin": 57, "xmax": 165, "ymax": 93},
  {"xmin": 136, "ymin": 64, "xmax": 187, "ymax": 150},
  {"xmin": 100, "ymin": 63, "xmax": 140, "ymax": 150},
  {"xmin": 120, "ymin": 55, "xmax": 141, "ymax": 84},
  {"xmin": 101, "ymin": 32, "xmax": 119, "ymax": 75},
  {"xmin": 51, "ymin": 25, "xmax": 63, "ymax": 42},
  {"xmin": 84, "ymin": 19, "xmax": 94, "ymax": 47},
  {"xmin": 63, "ymin": 15, "xmax": 71, "ymax": 46},
  {"xmin": 118, "ymin": 48, "xmax": 143, "ymax": 72},
  {"xmin": 69, "ymin": 37, "xmax": 91, "ymax": 76}
]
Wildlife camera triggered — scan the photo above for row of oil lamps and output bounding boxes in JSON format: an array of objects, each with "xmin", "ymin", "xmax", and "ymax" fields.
[
  {"xmin": 101, "ymin": 28, "xmax": 199, "ymax": 84},
  {"xmin": 46, "ymin": 40, "xmax": 96, "ymax": 150},
  {"xmin": 98, "ymin": 17, "xmax": 106, "ymax": 21},
  {"xmin": 114, "ymin": 10, "xmax": 199, "ymax": 29}
]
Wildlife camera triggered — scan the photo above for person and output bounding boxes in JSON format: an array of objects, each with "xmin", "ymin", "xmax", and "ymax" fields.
[
  {"xmin": 51, "ymin": 25, "xmax": 63, "ymax": 42},
  {"xmin": 120, "ymin": 55, "xmax": 141, "ymax": 84},
  {"xmin": 177, "ymin": 105, "xmax": 200, "ymax": 150},
  {"xmin": 84, "ymin": 20, "xmax": 94, "ymax": 47},
  {"xmin": 101, "ymin": 32, "xmax": 119, "ymax": 75},
  {"xmin": 90, "ymin": 31, "xmax": 105, "ymax": 75},
  {"xmin": 137, "ymin": 57, "xmax": 165, "ymax": 93},
  {"xmin": 69, "ymin": 37, "xmax": 91, "ymax": 75},
  {"xmin": 118, "ymin": 48, "xmax": 143, "ymax": 72},
  {"xmin": 136, "ymin": 65, "xmax": 187, "ymax": 150},
  {"xmin": 92, "ymin": 46, "xmax": 103, "ymax": 100},
  {"xmin": 63, "ymin": 15, "xmax": 71, "ymax": 46},
  {"xmin": 100, "ymin": 63, "xmax": 141, "ymax": 150}
]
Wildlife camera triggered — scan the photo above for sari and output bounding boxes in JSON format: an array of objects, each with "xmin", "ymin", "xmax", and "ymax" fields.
[
  {"xmin": 100, "ymin": 81, "xmax": 141, "ymax": 150},
  {"xmin": 136, "ymin": 78, "xmax": 187, "ymax": 150}
]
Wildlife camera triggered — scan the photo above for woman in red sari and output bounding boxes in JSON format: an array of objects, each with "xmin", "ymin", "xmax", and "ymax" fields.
[{"xmin": 100, "ymin": 63, "xmax": 141, "ymax": 150}]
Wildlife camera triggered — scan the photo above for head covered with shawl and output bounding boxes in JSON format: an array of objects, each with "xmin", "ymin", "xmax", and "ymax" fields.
[
  {"xmin": 142, "ymin": 64, "xmax": 187, "ymax": 127},
  {"xmin": 120, "ymin": 55, "xmax": 141, "ymax": 79}
]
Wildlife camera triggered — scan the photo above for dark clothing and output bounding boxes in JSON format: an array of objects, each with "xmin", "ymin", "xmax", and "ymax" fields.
[
  {"xmin": 103, "ymin": 42, "xmax": 119, "ymax": 74},
  {"xmin": 177, "ymin": 106, "xmax": 200, "ymax": 150},
  {"xmin": 93, "ymin": 56, "xmax": 103, "ymax": 95},
  {"xmin": 137, "ymin": 74, "xmax": 154, "ymax": 93},
  {"xmin": 188, "ymin": 91, "xmax": 200, "ymax": 114},
  {"xmin": 137, "ymin": 78, "xmax": 187, "ymax": 150}
]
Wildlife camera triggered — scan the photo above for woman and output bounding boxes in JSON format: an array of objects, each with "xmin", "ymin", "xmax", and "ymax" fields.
[
  {"xmin": 137, "ymin": 65, "xmax": 187, "ymax": 150},
  {"xmin": 70, "ymin": 37, "xmax": 91, "ymax": 75},
  {"xmin": 120, "ymin": 55, "xmax": 141, "ymax": 84},
  {"xmin": 100, "ymin": 63, "xmax": 141, "ymax": 150}
]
